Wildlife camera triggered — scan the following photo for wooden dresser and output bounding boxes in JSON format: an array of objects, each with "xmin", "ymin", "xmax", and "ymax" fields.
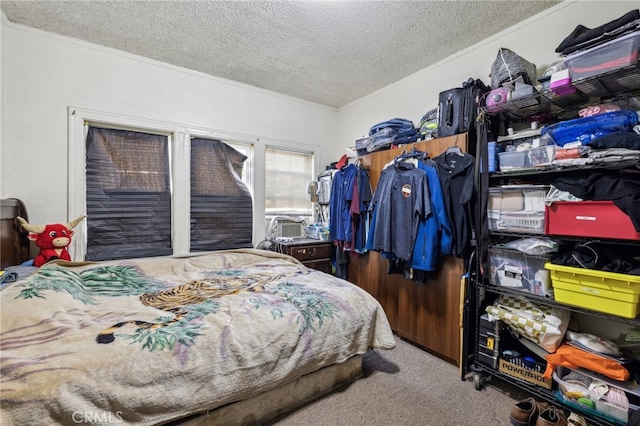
[
  {"xmin": 273, "ymin": 238, "xmax": 333, "ymax": 274},
  {"xmin": 1, "ymin": 199, "xmax": 31, "ymax": 269}
]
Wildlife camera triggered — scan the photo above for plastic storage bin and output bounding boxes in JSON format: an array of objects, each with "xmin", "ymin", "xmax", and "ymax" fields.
[
  {"xmin": 498, "ymin": 145, "xmax": 555, "ymax": 171},
  {"xmin": 488, "ymin": 247, "xmax": 552, "ymax": 295},
  {"xmin": 545, "ymin": 200, "xmax": 640, "ymax": 241},
  {"xmin": 540, "ymin": 110, "xmax": 638, "ymax": 147},
  {"xmin": 565, "ymin": 30, "xmax": 640, "ymax": 81},
  {"xmin": 497, "ymin": 150, "xmax": 525, "ymax": 170},
  {"xmin": 488, "ymin": 185, "xmax": 547, "ymax": 233},
  {"xmin": 545, "ymin": 263, "xmax": 640, "ymax": 318},
  {"xmin": 554, "ymin": 366, "xmax": 638, "ymax": 424}
]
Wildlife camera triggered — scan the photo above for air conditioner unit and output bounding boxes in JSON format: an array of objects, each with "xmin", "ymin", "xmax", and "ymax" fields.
[{"xmin": 276, "ymin": 221, "xmax": 305, "ymax": 239}]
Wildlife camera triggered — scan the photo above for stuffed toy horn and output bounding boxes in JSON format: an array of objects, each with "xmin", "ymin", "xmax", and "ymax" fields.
[{"xmin": 17, "ymin": 215, "xmax": 87, "ymax": 267}]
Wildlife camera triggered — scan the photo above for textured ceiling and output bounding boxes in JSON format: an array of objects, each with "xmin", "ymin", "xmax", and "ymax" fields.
[{"xmin": 0, "ymin": 0, "xmax": 563, "ymax": 108}]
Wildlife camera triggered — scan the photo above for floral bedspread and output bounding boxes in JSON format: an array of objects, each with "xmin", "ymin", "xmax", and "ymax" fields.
[{"xmin": 0, "ymin": 249, "xmax": 395, "ymax": 425}]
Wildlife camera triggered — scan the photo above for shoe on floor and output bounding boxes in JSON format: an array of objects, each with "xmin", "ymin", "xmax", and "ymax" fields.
[
  {"xmin": 536, "ymin": 407, "xmax": 567, "ymax": 426},
  {"xmin": 510, "ymin": 397, "xmax": 548, "ymax": 426},
  {"xmin": 567, "ymin": 412, "xmax": 586, "ymax": 426}
]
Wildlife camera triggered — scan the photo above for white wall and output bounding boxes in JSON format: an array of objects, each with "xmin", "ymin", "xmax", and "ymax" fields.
[
  {"xmin": 337, "ymin": 0, "xmax": 639, "ymax": 148},
  {"xmin": 1, "ymin": 0, "xmax": 638, "ymax": 238},
  {"xmin": 0, "ymin": 15, "xmax": 338, "ymax": 233}
]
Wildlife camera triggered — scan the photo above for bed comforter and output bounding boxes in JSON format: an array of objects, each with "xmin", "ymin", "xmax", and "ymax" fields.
[{"xmin": 0, "ymin": 249, "xmax": 395, "ymax": 425}]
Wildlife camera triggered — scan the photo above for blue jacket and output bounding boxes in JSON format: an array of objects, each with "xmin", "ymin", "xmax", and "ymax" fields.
[
  {"xmin": 329, "ymin": 164, "xmax": 357, "ymax": 242},
  {"xmin": 410, "ymin": 160, "xmax": 453, "ymax": 272}
]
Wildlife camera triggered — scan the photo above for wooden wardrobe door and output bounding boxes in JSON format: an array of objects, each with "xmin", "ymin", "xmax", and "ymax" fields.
[{"xmin": 348, "ymin": 134, "xmax": 468, "ymax": 365}]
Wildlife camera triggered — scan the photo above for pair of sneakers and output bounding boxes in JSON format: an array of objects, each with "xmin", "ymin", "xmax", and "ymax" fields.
[{"xmin": 510, "ymin": 397, "xmax": 568, "ymax": 426}]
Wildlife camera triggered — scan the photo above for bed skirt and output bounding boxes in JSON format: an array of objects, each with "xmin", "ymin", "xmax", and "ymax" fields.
[{"xmin": 169, "ymin": 354, "xmax": 364, "ymax": 425}]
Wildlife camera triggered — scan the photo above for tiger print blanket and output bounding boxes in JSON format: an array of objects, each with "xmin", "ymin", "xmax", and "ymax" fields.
[{"xmin": 0, "ymin": 249, "xmax": 395, "ymax": 425}]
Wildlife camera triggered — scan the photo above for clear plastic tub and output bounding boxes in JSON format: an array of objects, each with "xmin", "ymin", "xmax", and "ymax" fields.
[
  {"xmin": 498, "ymin": 146, "xmax": 555, "ymax": 170},
  {"xmin": 554, "ymin": 366, "xmax": 639, "ymax": 424},
  {"xmin": 565, "ymin": 30, "xmax": 640, "ymax": 81},
  {"xmin": 488, "ymin": 247, "xmax": 552, "ymax": 295}
]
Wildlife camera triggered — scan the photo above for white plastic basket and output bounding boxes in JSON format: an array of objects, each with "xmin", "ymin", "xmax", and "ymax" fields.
[{"xmin": 489, "ymin": 210, "xmax": 545, "ymax": 233}]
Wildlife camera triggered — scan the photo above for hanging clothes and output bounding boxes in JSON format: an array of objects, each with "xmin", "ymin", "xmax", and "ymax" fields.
[
  {"xmin": 329, "ymin": 164, "xmax": 357, "ymax": 243},
  {"xmin": 367, "ymin": 161, "xmax": 431, "ymax": 262},
  {"xmin": 329, "ymin": 161, "xmax": 373, "ymax": 279},
  {"xmin": 433, "ymin": 150, "xmax": 476, "ymax": 258},
  {"xmin": 349, "ymin": 163, "xmax": 373, "ymax": 254},
  {"xmin": 410, "ymin": 158, "xmax": 453, "ymax": 273}
]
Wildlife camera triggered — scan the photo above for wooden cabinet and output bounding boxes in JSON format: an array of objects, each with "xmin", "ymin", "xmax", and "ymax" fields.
[
  {"xmin": 0, "ymin": 199, "xmax": 30, "ymax": 269},
  {"xmin": 274, "ymin": 238, "xmax": 333, "ymax": 274},
  {"xmin": 348, "ymin": 133, "xmax": 470, "ymax": 366}
]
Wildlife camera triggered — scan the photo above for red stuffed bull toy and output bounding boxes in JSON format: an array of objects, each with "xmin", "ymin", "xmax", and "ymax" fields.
[{"xmin": 17, "ymin": 215, "xmax": 86, "ymax": 267}]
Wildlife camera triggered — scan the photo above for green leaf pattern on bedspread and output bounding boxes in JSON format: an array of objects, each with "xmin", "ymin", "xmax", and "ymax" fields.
[
  {"xmin": 274, "ymin": 282, "xmax": 339, "ymax": 333},
  {"xmin": 15, "ymin": 265, "xmax": 164, "ymax": 304},
  {"xmin": 122, "ymin": 315, "xmax": 209, "ymax": 351},
  {"xmin": 12, "ymin": 262, "xmax": 338, "ymax": 351}
]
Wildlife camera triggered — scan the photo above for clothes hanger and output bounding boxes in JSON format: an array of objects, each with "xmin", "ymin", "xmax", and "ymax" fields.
[
  {"xmin": 395, "ymin": 146, "xmax": 427, "ymax": 162},
  {"xmin": 445, "ymin": 135, "xmax": 464, "ymax": 157},
  {"xmin": 354, "ymin": 157, "xmax": 368, "ymax": 170}
]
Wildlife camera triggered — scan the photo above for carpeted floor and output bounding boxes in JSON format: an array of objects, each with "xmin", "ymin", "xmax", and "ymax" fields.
[{"xmin": 268, "ymin": 335, "xmax": 528, "ymax": 426}]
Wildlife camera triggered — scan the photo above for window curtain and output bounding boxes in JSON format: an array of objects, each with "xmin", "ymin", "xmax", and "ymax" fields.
[
  {"xmin": 85, "ymin": 127, "xmax": 172, "ymax": 260},
  {"xmin": 190, "ymin": 139, "xmax": 253, "ymax": 251}
]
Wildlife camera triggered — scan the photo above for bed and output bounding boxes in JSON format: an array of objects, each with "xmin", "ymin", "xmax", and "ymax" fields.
[{"xmin": 0, "ymin": 248, "xmax": 395, "ymax": 425}]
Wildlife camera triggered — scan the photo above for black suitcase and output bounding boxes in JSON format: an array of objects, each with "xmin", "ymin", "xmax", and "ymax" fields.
[{"xmin": 437, "ymin": 78, "xmax": 489, "ymax": 138}]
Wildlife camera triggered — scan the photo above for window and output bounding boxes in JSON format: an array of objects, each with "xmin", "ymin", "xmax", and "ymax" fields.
[
  {"xmin": 84, "ymin": 128, "xmax": 253, "ymax": 261},
  {"xmin": 190, "ymin": 138, "xmax": 253, "ymax": 251},
  {"xmin": 265, "ymin": 147, "xmax": 314, "ymax": 222},
  {"xmin": 85, "ymin": 127, "xmax": 173, "ymax": 260},
  {"xmin": 69, "ymin": 108, "xmax": 320, "ymax": 260}
]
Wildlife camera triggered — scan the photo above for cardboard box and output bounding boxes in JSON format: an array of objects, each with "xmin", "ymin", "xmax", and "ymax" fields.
[{"xmin": 499, "ymin": 358, "xmax": 552, "ymax": 389}]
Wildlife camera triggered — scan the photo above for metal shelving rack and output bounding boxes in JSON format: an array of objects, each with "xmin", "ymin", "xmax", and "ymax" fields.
[{"xmin": 464, "ymin": 65, "xmax": 640, "ymax": 426}]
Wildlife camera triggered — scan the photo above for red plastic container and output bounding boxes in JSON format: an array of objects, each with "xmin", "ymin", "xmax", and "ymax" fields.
[{"xmin": 545, "ymin": 201, "xmax": 640, "ymax": 241}]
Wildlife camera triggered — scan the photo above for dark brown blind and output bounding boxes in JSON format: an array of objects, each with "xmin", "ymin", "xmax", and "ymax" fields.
[
  {"xmin": 190, "ymin": 139, "xmax": 253, "ymax": 251},
  {"xmin": 85, "ymin": 127, "xmax": 172, "ymax": 260}
]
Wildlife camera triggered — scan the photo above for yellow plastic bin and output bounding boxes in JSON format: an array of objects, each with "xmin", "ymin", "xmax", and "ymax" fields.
[{"xmin": 545, "ymin": 263, "xmax": 640, "ymax": 319}]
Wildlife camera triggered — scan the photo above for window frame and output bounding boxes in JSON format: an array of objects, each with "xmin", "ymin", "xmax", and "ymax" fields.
[
  {"xmin": 264, "ymin": 144, "xmax": 316, "ymax": 221},
  {"xmin": 68, "ymin": 107, "xmax": 320, "ymax": 260}
]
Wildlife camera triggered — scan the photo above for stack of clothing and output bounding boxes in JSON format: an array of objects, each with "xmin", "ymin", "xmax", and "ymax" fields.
[
  {"xmin": 365, "ymin": 118, "xmax": 419, "ymax": 153},
  {"xmin": 546, "ymin": 109, "xmax": 640, "ymax": 170},
  {"xmin": 555, "ymin": 9, "xmax": 640, "ymax": 55}
]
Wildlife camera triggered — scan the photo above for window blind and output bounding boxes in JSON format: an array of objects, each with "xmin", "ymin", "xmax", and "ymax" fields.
[
  {"xmin": 85, "ymin": 127, "xmax": 172, "ymax": 260},
  {"xmin": 190, "ymin": 139, "xmax": 253, "ymax": 251}
]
